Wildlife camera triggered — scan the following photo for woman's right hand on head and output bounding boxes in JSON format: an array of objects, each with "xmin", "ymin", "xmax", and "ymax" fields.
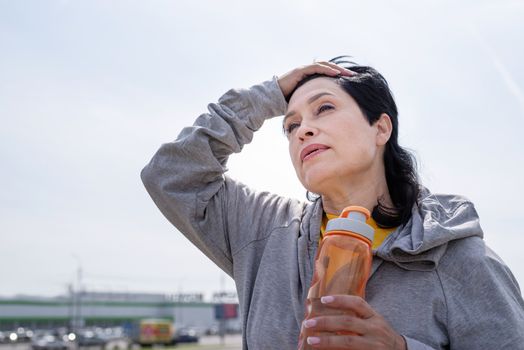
[{"xmin": 277, "ymin": 61, "xmax": 355, "ymax": 101}]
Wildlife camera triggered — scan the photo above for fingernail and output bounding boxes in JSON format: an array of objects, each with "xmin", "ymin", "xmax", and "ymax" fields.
[
  {"xmin": 321, "ymin": 296, "xmax": 334, "ymax": 304},
  {"xmin": 307, "ymin": 337, "xmax": 320, "ymax": 345},
  {"xmin": 304, "ymin": 319, "xmax": 317, "ymax": 328}
]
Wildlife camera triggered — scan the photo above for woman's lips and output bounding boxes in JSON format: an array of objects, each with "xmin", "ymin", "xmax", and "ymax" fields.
[{"xmin": 300, "ymin": 144, "xmax": 330, "ymax": 162}]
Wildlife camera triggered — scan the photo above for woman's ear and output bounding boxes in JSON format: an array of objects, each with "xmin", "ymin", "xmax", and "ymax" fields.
[{"xmin": 375, "ymin": 113, "xmax": 393, "ymax": 146}]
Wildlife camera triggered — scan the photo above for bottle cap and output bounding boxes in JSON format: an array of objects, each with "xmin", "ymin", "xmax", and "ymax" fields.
[{"xmin": 325, "ymin": 206, "xmax": 374, "ymax": 242}]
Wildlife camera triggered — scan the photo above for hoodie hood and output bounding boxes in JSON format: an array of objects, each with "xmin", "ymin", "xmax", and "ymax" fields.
[{"xmin": 374, "ymin": 187, "xmax": 484, "ymax": 271}]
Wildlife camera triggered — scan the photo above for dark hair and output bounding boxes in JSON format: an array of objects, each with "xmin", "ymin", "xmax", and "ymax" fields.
[{"xmin": 290, "ymin": 56, "xmax": 419, "ymax": 228}]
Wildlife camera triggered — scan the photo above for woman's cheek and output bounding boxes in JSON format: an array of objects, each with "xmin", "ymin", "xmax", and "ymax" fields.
[{"xmin": 289, "ymin": 145, "xmax": 301, "ymax": 173}]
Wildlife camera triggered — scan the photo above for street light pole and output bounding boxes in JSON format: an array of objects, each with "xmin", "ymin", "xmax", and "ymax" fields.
[
  {"xmin": 219, "ymin": 273, "xmax": 225, "ymax": 346},
  {"xmin": 72, "ymin": 255, "xmax": 84, "ymax": 331}
]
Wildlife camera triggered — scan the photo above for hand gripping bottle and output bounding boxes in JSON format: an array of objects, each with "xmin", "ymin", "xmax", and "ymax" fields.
[{"xmin": 298, "ymin": 206, "xmax": 375, "ymax": 350}]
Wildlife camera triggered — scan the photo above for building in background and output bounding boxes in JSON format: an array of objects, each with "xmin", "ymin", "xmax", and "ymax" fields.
[{"xmin": 0, "ymin": 291, "xmax": 240, "ymax": 333}]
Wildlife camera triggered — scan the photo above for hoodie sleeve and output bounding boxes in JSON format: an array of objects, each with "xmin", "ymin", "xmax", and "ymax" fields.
[
  {"xmin": 438, "ymin": 236, "xmax": 524, "ymax": 349},
  {"xmin": 140, "ymin": 77, "xmax": 288, "ymax": 276},
  {"xmin": 403, "ymin": 337, "xmax": 437, "ymax": 350}
]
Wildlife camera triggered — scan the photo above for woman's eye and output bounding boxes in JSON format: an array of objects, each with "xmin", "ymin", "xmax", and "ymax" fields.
[
  {"xmin": 284, "ymin": 122, "xmax": 300, "ymax": 136},
  {"xmin": 317, "ymin": 104, "xmax": 334, "ymax": 114}
]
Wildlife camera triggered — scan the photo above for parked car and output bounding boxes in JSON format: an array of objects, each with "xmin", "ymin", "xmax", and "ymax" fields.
[
  {"xmin": 205, "ymin": 325, "xmax": 219, "ymax": 336},
  {"xmin": 31, "ymin": 334, "xmax": 70, "ymax": 350},
  {"xmin": 0, "ymin": 331, "xmax": 7, "ymax": 343},
  {"xmin": 16, "ymin": 327, "xmax": 34, "ymax": 342},
  {"xmin": 174, "ymin": 327, "xmax": 199, "ymax": 344},
  {"xmin": 76, "ymin": 330, "xmax": 107, "ymax": 347},
  {"xmin": 7, "ymin": 331, "xmax": 19, "ymax": 342}
]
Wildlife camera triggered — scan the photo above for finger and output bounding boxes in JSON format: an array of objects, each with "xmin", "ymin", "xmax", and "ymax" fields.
[
  {"xmin": 300, "ymin": 63, "xmax": 344, "ymax": 78},
  {"xmin": 304, "ymin": 314, "xmax": 368, "ymax": 335},
  {"xmin": 313, "ymin": 61, "xmax": 355, "ymax": 76},
  {"xmin": 320, "ymin": 295, "xmax": 375, "ymax": 319},
  {"xmin": 306, "ymin": 333, "xmax": 373, "ymax": 350},
  {"xmin": 300, "ymin": 62, "xmax": 353, "ymax": 79}
]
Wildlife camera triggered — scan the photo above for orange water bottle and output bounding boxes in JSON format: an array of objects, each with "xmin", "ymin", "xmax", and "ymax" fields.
[{"xmin": 298, "ymin": 206, "xmax": 374, "ymax": 349}]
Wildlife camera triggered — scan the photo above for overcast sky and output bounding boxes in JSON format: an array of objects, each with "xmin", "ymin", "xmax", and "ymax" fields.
[{"xmin": 1, "ymin": 0, "xmax": 523, "ymax": 299}]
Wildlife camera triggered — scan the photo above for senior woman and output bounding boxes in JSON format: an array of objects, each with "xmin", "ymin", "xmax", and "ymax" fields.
[{"xmin": 141, "ymin": 57, "xmax": 524, "ymax": 349}]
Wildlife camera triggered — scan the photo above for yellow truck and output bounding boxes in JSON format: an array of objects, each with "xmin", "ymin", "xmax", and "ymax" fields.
[{"xmin": 131, "ymin": 318, "xmax": 176, "ymax": 346}]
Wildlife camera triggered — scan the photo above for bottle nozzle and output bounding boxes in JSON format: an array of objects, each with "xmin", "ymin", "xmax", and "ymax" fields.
[{"xmin": 340, "ymin": 206, "xmax": 371, "ymax": 221}]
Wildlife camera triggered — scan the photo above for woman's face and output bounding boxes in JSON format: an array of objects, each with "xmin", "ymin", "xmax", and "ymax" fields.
[{"xmin": 284, "ymin": 77, "xmax": 386, "ymax": 195}]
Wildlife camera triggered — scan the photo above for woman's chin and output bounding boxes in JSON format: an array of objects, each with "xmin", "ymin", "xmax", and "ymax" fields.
[{"xmin": 300, "ymin": 174, "xmax": 330, "ymax": 196}]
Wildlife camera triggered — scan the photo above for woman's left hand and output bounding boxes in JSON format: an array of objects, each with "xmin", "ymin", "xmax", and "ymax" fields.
[{"xmin": 303, "ymin": 295, "xmax": 407, "ymax": 350}]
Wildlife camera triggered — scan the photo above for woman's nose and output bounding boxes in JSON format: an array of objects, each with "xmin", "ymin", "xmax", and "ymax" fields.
[{"xmin": 297, "ymin": 123, "xmax": 317, "ymax": 141}]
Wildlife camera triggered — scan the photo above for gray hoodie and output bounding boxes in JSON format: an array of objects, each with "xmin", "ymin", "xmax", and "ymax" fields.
[{"xmin": 141, "ymin": 78, "xmax": 524, "ymax": 349}]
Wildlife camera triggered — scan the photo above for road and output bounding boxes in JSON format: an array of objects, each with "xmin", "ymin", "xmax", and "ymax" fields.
[{"xmin": 0, "ymin": 335, "xmax": 242, "ymax": 350}]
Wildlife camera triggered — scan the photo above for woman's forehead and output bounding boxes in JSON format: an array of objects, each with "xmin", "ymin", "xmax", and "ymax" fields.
[{"xmin": 288, "ymin": 77, "xmax": 343, "ymax": 106}]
